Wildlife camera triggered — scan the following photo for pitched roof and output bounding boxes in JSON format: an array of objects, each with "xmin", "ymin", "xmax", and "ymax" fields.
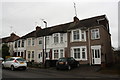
[
  {"xmin": 1, "ymin": 33, "xmax": 20, "ymax": 43},
  {"xmin": 21, "ymin": 15, "xmax": 109, "ymax": 38},
  {"xmin": 21, "ymin": 31, "xmax": 36, "ymax": 39},
  {"xmin": 69, "ymin": 15, "xmax": 108, "ymax": 30}
]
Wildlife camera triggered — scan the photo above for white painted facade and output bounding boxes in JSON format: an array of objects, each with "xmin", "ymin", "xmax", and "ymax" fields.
[
  {"xmin": 46, "ymin": 33, "xmax": 67, "ymax": 60},
  {"xmin": 13, "ymin": 39, "xmax": 26, "ymax": 58}
]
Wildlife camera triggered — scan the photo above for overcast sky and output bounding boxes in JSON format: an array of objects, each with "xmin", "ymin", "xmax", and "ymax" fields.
[{"xmin": 1, "ymin": 0, "xmax": 119, "ymax": 48}]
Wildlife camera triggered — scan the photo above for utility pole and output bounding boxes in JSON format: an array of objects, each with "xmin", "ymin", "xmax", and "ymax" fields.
[{"xmin": 41, "ymin": 19, "xmax": 47, "ymax": 65}]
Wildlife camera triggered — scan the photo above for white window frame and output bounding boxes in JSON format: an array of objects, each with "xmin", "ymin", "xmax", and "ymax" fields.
[
  {"xmin": 72, "ymin": 29, "xmax": 80, "ymax": 41},
  {"xmin": 53, "ymin": 49, "xmax": 59, "ymax": 59},
  {"xmin": 60, "ymin": 33, "xmax": 64, "ymax": 43},
  {"xmin": 38, "ymin": 38, "xmax": 43, "ymax": 45},
  {"xmin": 53, "ymin": 49, "xmax": 64, "ymax": 59},
  {"xmin": 53, "ymin": 33, "xmax": 59, "ymax": 44},
  {"xmin": 32, "ymin": 38, "xmax": 35, "ymax": 46},
  {"xmin": 28, "ymin": 38, "xmax": 31, "ymax": 46},
  {"xmin": 71, "ymin": 29, "xmax": 86, "ymax": 42},
  {"xmin": 21, "ymin": 40, "xmax": 24, "ymax": 47},
  {"xmin": 59, "ymin": 49, "xmax": 64, "ymax": 58},
  {"xmin": 71, "ymin": 46, "xmax": 87, "ymax": 60},
  {"xmin": 91, "ymin": 28, "xmax": 100, "ymax": 39},
  {"xmin": 46, "ymin": 36, "xmax": 49, "ymax": 45},
  {"xmin": 32, "ymin": 51, "xmax": 34, "ymax": 59}
]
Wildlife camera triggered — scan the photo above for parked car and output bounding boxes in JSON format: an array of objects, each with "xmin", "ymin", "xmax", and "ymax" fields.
[
  {"xmin": 2, "ymin": 57, "xmax": 27, "ymax": 71},
  {"xmin": 56, "ymin": 57, "xmax": 80, "ymax": 70},
  {"xmin": 0, "ymin": 57, "xmax": 4, "ymax": 63}
]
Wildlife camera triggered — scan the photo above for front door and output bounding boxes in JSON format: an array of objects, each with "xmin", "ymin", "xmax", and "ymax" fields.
[{"xmin": 91, "ymin": 46, "xmax": 101, "ymax": 64}]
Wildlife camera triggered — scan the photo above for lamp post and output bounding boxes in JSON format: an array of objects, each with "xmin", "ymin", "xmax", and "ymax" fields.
[{"xmin": 43, "ymin": 20, "xmax": 47, "ymax": 65}]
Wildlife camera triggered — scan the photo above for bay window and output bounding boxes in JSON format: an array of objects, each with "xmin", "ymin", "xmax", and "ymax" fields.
[{"xmin": 72, "ymin": 46, "xmax": 87, "ymax": 60}]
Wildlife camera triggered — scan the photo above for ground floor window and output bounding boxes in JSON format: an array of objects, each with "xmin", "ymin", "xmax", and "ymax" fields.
[
  {"xmin": 28, "ymin": 51, "xmax": 31, "ymax": 59},
  {"xmin": 53, "ymin": 49, "xmax": 64, "ymax": 59},
  {"xmin": 54, "ymin": 50, "xmax": 59, "ymax": 59},
  {"xmin": 72, "ymin": 46, "xmax": 87, "ymax": 60},
  {"xmin": 46, "ymin": 52, "xmax": 49, "ymax": 59}
]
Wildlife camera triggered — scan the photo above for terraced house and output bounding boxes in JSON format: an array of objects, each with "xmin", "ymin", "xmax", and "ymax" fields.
[{"xmin": 1, "ymin": 15, "xmax": 113, "ymax": 66}]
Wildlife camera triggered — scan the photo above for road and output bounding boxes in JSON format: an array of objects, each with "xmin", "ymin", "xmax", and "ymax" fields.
[{"xmin": 1, "ymin": 66, "xmax": 120, "ymax": 80}]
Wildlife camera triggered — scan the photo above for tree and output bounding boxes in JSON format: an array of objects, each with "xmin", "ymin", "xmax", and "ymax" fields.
[{"xmin": 2, "ymin": 44, "xmax": 10, "ymax": 59}]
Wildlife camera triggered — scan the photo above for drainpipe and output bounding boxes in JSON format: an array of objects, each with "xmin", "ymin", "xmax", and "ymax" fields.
[{"xmin": 88, "ymin": 28, "xmax": 91, "ymax": 65}]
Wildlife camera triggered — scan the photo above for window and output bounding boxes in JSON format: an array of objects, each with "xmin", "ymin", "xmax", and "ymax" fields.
[
  {"xmin": 21, "ymin": 40, "xmax": 24, "ymax": 47},
  {"xmin": 18, "ymin": 52, "xmax": 20, "ymax": 56},
  {"xmin": 54, "ymin": 50, "xmax": 59, "ymax": 59},
  {"xmin": 73, "ymin": 30, "xmax": 80, "ymax": 41},
  {"xmin": 28, "ymin": 39, "xmax": 31, "ymax": 46},
  {"xmin": 46, "ymin": 52, "xmax": 49, "ymax": 58},
  {"xmin": 81, "ymin": 31, "xmax": 86, "ymax": 41},
  {"xmin": 74, "ymin": 48, "xmax": 80, "ymax": 59},
  {"xmin": 15, "ymin": 41, "xmax": 17, "ymax": 48},
  {"xmin": 38, "ymin": 54, "xmax": 41, "ymax": 58},
  {"xmin": 82, "ymin": 48, "xmax": 86, "ymax": 59},
  {"xmin": 28, "ymin": 51, "xmax": 31, "ymax": 58},
  {"xmin": 32, "ymin": 51, "xmax": 34, "ymax": 59},
  {"xmin": 60, "ymin": 49, "xmax": 64, "ymax": 58},
  {"xmin": 18, "ymin": 41, "xmax": 20, "ymax": 47},
  {"xmin": 39, "ymin": 40, "xmax": 42, "ymax": 44},
  {"xmin": 91, "ymin": 29, "xmax": 100, "ymax": 39},
  {"xmin": 46, "ymin": 37, "xmax": 49, "ymax": 45},
  {"xmin": 72, "ymin": 46, "xmax": 87, "ymax": 60},
  {"xmin": 21, "ymin": 52, "xmax": 23, "ymax": 57},
  {"xmin": 54, "ymin": 33, "xmax": 59, "ymax": 43},
  {"xmin": 60, "ymin": 33, "xmax": 64, "ymax": 43},
  {"xmin": 32, "ymin": 38, "xmax": 35, "ymax": 46}
]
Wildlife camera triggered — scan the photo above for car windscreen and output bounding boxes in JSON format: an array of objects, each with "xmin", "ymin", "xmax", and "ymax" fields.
[
  {"xmin": 58, "ymin": 58, "xmax": 67, "ymax": 62},
  {"xmin": 16, "ymin": 58, "xmax": 26, "ymax": 61}
]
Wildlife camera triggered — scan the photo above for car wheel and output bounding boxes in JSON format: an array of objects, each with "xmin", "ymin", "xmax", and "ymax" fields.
[
  {"xmin": 23, "ymin": 67, "xmax": 27, "ymax": 70},
  {"xmin": 11, "ymin": 65, "xmax": 15, "ymax": 71},
  {"xmin": 68, "ymin": 65, "xmax": 71, "ymax": 70},
  {"xmin": 2, "ymin": 64, "xmax": 5, "ymax": 69}
]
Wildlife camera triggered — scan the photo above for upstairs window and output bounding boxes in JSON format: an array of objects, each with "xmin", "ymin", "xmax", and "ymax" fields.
[
  {"xmin": 32, "ymin": 38, "xmax": 35, "ymax": 46},
  {"xmin": 91, "ymin": 29, "xmax": 100, "ymax": 39},
  {"xmin": 21, "ymin": 40, "xmax": 24, "ymax": 47},
  {"xmin": 73, "ymin": 30, "xmax": 80, "ymax": 41},
  {"xmin": 81, "ymin": 30, "xmax": 86, "ymax": 41},
  {"xmin": 60, "ymin": 33, "xmax": 64, "ymax": 43},
  {"xmin": 46, "ymin": 36, "xmax": 49, "ymax": 45},
  {"xmin": 18, "ymin": 40, "xmax": 20, "ymax": 47},
  {"xmin": 54, "ymin": 33, "xmax": 59, "ymax": 43},
  {"xmin": 28, "ymin": 39, "xmax": 31, "ymax": 46},
  {"xmin": 38, "ymin": 38, "xmax": 42, "ymax": 45},
  {"xmin": 15, "ymin": 41, "xmax": 17, "ymax": 48}
]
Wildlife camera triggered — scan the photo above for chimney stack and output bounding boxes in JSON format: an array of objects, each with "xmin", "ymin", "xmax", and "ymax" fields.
[
  {"xmin": 36, "ymin": 26, "xmax": 42, "ymax": 31},
  {"xmin": 73, "ymin": 16, "xmax": 79, "ymax": 22}
]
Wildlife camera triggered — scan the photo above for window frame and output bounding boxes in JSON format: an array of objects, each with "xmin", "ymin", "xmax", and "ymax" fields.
[
  {"xmin": 71, "ymin": 46, "xmax": 87, "ymax": 60},
  {"xmin": 53, "ymin": 33, "xmax": 59, "ymax": 44},
  {"xmin": 91, "ymin": 28, "xmax": 100, "ymax": 40},
  {"xmin": 72, "ymin": 29, "xmax": 86, "ymax": 42}
]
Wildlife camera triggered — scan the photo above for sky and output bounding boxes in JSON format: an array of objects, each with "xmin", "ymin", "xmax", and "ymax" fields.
[{"xmin": 0, "ymin": 0, "xmax": 119, "ymax": 48}]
